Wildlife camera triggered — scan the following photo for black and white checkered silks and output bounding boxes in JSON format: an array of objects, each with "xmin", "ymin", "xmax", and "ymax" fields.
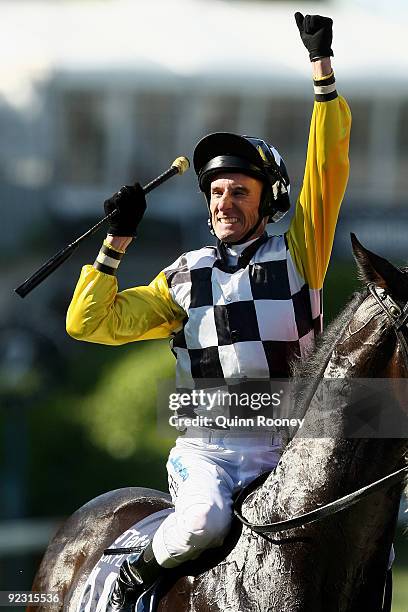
[{"xmin": 163, "ymin": 233, "xmax": 322, "ymax": 389}]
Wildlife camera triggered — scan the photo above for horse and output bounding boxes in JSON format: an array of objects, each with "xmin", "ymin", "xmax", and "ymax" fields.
[{"xmin": 29, "ymin": 235, "xmax": 408, "ymax": 612}]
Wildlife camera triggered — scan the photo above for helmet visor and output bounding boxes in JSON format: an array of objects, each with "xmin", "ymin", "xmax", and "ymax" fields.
[{"xmin": 198, "ymin": 155, "xmax": 266, "ymax": 191}]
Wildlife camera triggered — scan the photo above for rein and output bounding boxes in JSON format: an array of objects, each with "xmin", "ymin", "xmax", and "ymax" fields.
[
  {"xmin": 234, "ymin": 283, "xmax": 408, "ymax": 536},
  {"xmin": 233, "ymin": 464, "xmax": 408, "ymax": 535}
]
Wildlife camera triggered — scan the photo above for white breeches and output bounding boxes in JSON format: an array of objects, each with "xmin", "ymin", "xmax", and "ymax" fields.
[{"xmin": 152, "ymin": 431, "xmax": 281, "ymax": 568}]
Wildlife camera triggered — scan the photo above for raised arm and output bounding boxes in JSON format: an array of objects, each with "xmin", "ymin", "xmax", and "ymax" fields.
[{"xmin": 287, "ymin": 13, "xmax": 351, "ymax": 290}]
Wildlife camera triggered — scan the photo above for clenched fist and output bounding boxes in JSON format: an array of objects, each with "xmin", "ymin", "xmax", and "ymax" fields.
[{"xmin": 295, "ymin": 13, "xmax": 334, "ymax": 61}]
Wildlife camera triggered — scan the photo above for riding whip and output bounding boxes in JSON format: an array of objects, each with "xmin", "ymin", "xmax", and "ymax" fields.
[{"xmin": 15, "ymin": 156, "xmax": 190, "ymax": 298}]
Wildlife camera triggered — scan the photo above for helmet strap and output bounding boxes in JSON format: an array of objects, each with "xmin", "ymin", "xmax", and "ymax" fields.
[{"xmin": 207, "ymin": 217, "xmax": 215, "ymax": 235}]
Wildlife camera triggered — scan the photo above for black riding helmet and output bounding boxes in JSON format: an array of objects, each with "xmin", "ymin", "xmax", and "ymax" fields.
[{"xmin": 193, "ymin": 132, "xmax": 291, "ymax": 243}]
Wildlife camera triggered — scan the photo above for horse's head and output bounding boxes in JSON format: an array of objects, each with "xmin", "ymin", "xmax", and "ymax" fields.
[
  {"xmin": 349, "ymin": 233, "xmax": 408, "ymax": 379},
  {"xmin": 351, "ymin": 233, "xmax": 408, "ymax": 303},
  {"xmin": 321, "ymin": 234, "xmax": 408, "ymax": 379}
]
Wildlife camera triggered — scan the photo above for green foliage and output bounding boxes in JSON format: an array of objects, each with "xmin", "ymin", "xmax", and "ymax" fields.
[
  {"xmin": 324, "ymin": 260, "xmax": 361, "ymax": 321},
  {"xmin": 72, "ymin": 340, "xmax": 176, "ymax": 459},
  {"xmin": 27, "ymin": 339, "xmax": 176, "ymax": 516}
]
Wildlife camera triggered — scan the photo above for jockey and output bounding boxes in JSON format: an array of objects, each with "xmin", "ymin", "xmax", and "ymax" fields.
[{"xmin": 66, "ymin": 13, "xmax": 351, "ymax": 611}]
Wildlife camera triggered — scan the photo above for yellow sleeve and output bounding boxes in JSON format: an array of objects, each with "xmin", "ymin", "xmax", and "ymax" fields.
[
  {"xmin": 286, "ymin": 95, "xmax": 351, "ymax": 289},
  {"xmin": 66, "ymin": 265, "xmax": 186, "ymax": 345}
]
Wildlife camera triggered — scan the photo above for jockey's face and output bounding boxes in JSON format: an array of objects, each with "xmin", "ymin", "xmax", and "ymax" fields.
[{"xmin": 209, "ymin": 173, "xmax": 266, "ymax": 243}]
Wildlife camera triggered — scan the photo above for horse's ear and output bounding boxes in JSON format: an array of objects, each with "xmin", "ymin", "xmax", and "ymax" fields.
[{"xmin": 351, "ymin": 233, "xmax": 408, "ymax": 301}]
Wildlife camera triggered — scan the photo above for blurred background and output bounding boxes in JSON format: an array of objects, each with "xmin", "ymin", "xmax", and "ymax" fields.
[{"xmin": 1, "ymin": 0, "xmax": 407, "ymax": 609}]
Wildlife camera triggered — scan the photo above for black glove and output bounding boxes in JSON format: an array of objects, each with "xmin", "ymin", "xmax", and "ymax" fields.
[
  {"xmin": 104, "ymin": 183, "xmax": 146, "ymax": 236},
  {"xmin": 294, "ymin": 13, "xmax": 334, "ymax": 61}
]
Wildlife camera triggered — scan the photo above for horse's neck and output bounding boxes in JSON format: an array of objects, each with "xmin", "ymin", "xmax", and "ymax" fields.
[
  {"xmin": 241, "ymin": 411, "xmax": 403, "ymax": 610},
  {"xmin": 254, "ymin": 335, "xmax": 405, "ymax": 519},
  {"xmin": 212, "ymin": 302, "xmax": 407, "ymax": 611},
  {"xmin": 240, "ymin": 336, "xmax": 405, "ymax": 610},
  {"xmin": 228, "ymin": 298, "xmax": 407, "ymax": 610}
]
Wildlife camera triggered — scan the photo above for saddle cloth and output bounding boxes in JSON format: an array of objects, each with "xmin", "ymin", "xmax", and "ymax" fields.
[{"xmin": 76, "ymin": 508, "xmax": 173, "ymax": 612}]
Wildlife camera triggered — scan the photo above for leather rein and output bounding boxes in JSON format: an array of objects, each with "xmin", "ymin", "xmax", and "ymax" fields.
[{"xmin": 234, "ymin": 283, "xmax": 408, "ymax": 535}]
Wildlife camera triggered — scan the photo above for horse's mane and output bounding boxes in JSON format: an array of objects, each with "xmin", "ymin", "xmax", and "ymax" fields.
[{"xmin": 291, "ymin": 289, "xmax": 368, "ymax": 419}]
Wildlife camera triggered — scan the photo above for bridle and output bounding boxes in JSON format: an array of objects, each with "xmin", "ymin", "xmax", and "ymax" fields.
[
  {"xmin": 368, "ymin": 283, "xmax": 408, "ymax": 366},
  {"xmin": 234, "ymin": 283, "xmax": 408, "ymax": 536}
]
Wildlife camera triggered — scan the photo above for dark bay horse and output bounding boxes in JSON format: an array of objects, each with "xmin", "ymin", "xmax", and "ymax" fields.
[{"xmin": 30, "ymin": 236, "xmax": 408, "ymax": 612}]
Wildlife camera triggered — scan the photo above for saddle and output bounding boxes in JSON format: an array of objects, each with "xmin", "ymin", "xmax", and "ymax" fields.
[
  {"xmin": 76, "ymin": 506, "xmax": 243, "ymax": 612},
  {"xmin": 77, "ymin": 509, "xmax": 172, "ymax": 612}
]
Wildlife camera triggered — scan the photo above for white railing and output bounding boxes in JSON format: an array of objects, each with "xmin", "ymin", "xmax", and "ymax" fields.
[{"xmin": 0, "ymin": 519, "xmax": 61, "ymax": 556}]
